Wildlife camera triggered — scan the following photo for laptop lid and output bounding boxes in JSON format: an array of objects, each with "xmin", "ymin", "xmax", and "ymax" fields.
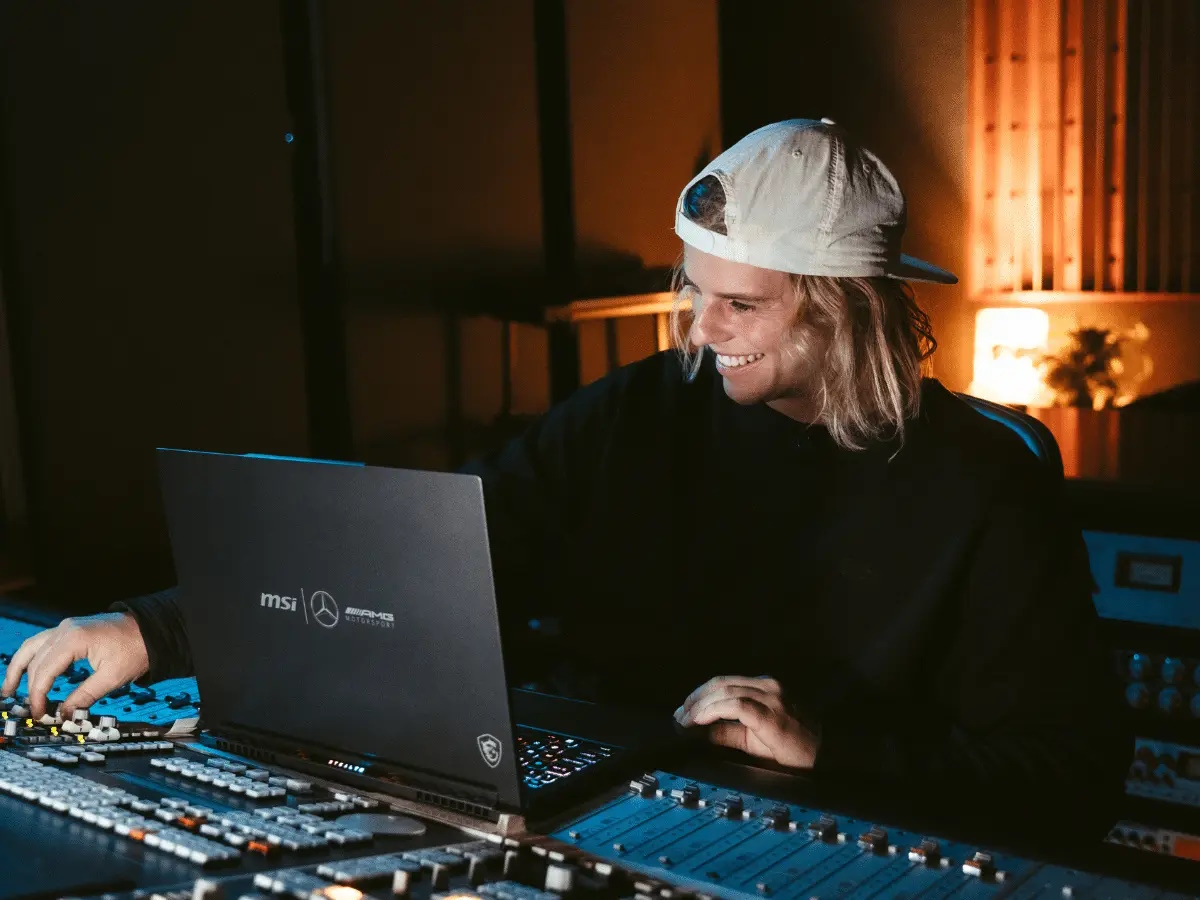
[{"xmin": 155, "ymin": 448, "xmax": 523, "ymax": 810}]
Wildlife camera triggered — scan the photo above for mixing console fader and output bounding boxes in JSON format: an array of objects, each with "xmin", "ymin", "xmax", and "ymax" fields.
[
  {"xmin": 548, "ymin": 772, "xmax": 1198, "ymax": 899},
  {"xmin": 0, "ymin": 614, "xmax": 202, "ymax": 729}
]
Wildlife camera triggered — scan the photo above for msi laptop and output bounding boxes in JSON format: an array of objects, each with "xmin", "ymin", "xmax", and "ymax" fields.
[{"xmin": 155, "ymin": 448, "xmax": 673, "ymax": 822}]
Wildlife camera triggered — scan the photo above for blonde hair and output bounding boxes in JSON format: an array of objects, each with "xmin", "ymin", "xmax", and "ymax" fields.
[
  {"xmin": 670, "ymin": 172, "xmax": 936, "ymax": 451},
  {"xmin": 668, "ymin": 263, "xmax": 937, "ymax": 451}
]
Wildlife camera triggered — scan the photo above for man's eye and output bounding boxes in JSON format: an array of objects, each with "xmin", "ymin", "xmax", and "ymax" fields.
[{"xmin": 730, "ymin": 300, "xmax": 754, "ymax": 313}]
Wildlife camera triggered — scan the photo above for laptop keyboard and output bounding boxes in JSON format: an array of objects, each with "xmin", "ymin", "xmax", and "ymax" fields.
[{"xmin": 515, "ymin": 728, "xmax": 615, "ymax": 790}]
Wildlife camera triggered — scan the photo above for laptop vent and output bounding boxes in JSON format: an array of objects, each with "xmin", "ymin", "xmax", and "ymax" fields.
[
  {"xmin": 414, "ymin": 789, "xmax": 492, "ymax": 819},
  {"xmin": 211, "ymin": 738, "xmax": 494, "ymax": 816}
]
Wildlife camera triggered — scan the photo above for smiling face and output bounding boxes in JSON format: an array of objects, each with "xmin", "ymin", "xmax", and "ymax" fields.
[{"xmin": 683, "ymin": 246, "xmax": 825, "ymax": 420}]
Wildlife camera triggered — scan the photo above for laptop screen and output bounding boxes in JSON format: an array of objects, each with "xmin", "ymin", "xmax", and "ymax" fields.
[{"xmin": 155, "ymin": 449, "xmax": 522, "ymax": 809}]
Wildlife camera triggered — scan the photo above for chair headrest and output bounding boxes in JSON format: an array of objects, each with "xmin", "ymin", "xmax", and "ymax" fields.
[{"xmin": 956, "ymin": 393, "xmax": 1065, "ymax": 481}]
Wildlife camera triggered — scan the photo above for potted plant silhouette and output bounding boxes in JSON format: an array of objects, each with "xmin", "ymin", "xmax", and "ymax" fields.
[{"xmin": 1031, "ymin": 323, "xmax": 1151, "ymax": 478}]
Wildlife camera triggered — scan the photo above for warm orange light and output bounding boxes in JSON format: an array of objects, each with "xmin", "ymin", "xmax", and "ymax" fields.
[
  {"xmin": 968, "ymin": 307, "xmax": 1050, "ymax": 406},
  {"xmin": 316, "ymin": 887, "xmax": 364, "ymax": 900}
]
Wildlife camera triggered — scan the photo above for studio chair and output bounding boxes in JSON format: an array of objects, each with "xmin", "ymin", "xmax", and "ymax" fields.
[{"xmin": 956, "ymin": 393, "xmax": 1065, "ymax": 481}]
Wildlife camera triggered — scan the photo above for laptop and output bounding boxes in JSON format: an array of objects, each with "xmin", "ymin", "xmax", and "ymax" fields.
[{"xmin": 155, "ymin": 448, "xmax": 675, "ymax": 823}]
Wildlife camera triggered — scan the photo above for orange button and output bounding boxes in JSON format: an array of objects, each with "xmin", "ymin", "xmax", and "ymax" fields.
[{"xmin": 1174, "ymin": 835, "xmax": 1200, "ymax": 861}]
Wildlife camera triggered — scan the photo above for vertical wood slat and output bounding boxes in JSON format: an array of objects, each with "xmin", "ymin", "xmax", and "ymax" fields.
[
  {"xmin": 968, "ymin": 0, "xmax": 992, "ymax": 296},
  {"xmin": 444, "ymin": 315, "xmax": 465, "ymax": 468},
  {"xmin": 984, "ymin": 0, "xmax": 1001, "ymax": 293},
  {"xmin": 1061, "ymin": 0, "xmax": 1084, "ymax": 290},
  {"xmin": 1136, "ymin": 0, "xmax": 1151, "ymax": 292},
  {"xmin": 1011, "ymin": 0, "xmax": 1028, "ymax": 289},
  {"xmin": 1026, "ymin": 0, "xmax": 1042, "ymax": 291},
  {"xmin": 500, "ymin": 320, "xmax": 514, "ymax": 418},
  {"xmin": 1159, "ymin": 0, "xmax": 1173, "ymax": 291},
  {"xmin": 1106, "ymin": 0, "xmax": 1127, "ymax": 291},
  {"xmin": 655, "ymin": 313, "xmax": 670, "ymax": 352},
  {"xmin": 997, "ymin": 0, "xmax": 1016, "ymax": 289},
  {"xmin": 1046, "ymin": 0, "xmax": 1062, "ymax": 292},
  {"xmin": 968, "ymin": 0, "xmax": 1184, "ymax": 300},
  {"xmin": 1091, "ymin": 0, "xmax": 1108, "ymax": 290},
  {"xmin": 604, "ymin": 318, "xmax": 619, "ymax": 374},
  {"xmin": 1184, "ymin": 0, "xmax": 1197, "ymax": 291}
]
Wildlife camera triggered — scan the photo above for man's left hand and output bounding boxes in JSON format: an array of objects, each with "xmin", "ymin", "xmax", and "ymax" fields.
[{"xmin": 675, "ymin": 675, "xmax": 819, "ymax": 769}]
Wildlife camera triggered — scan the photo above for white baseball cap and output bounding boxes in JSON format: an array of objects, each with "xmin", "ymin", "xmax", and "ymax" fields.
[{"xmin": 674, "ymin": 118, "xmax": 957, "ymax": 285}]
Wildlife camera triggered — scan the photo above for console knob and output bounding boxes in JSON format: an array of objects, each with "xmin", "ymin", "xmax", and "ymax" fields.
[
  {"xmin": 545, "ymin": 864, "xmax": 577, "ymax": 893},
  {"xmin": 191, "ymin": 879, "xmax": 226, "ymax": 900},
  {"xmin": 429, "ymin": 863, "xmax": 451, "ymax": 890},
  {"xmin": 1160, "ymin": 658, "xmax": 1185, "ymax": 684},
  {"xmin": 1128, "ymin": 653, "xmax": 1150, "ymax": 680},
  {"xmin": 1152, "ymin": 764, "xmax": 1176, "ymax": 787},
  {"xmin": 1125, "ymin": 682, "xmax": 1151, "ymax": 709},
  {"xmin": 1157, "ymin": 687, "xmax": 1183, "ymax": 715},
  {"xmin": 392, "ymin": 869, "xmax": 411, "ymax": 897}
]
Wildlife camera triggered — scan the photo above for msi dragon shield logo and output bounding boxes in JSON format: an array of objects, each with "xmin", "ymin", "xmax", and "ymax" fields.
[{"xmin": 477, "ymin": 733, "xmax": 502, "ymax": 769}]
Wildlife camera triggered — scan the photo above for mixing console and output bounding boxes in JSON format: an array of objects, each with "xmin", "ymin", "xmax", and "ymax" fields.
[
  {"xmin": 0, "ymin": 614, "xmax": 202, "ymax": 730},
  {"xmin": 3, "ymin": 609, "xmax": 1198, "ymax": 898},
  {"xmin": 547, "ymin": 772, "xmax": 1198, "ymax": 899},
  {"xmin": 3, "ymin": 740, "xmax": 1194, "ymax": 900}
]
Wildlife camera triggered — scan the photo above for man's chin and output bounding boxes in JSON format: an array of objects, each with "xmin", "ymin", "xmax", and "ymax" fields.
[{"xmin": 721, "ymin": 381, "xmax": 766, "ymax": 406}]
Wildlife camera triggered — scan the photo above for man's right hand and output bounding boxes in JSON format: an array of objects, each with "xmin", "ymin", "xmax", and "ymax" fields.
[{"xmin": 0, "ymin": 613, "xmax": 151, "ymax": 719}]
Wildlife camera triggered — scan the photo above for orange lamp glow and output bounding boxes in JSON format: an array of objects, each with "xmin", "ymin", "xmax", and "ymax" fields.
[{"xmin": 968, "ymin": 307, "xmax": 1050, "ymax": 406}]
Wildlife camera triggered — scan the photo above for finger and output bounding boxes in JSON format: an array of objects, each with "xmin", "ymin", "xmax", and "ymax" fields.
[
  {"xmin": 708, "ymin": 719, "xmax": 752, "ymax": 755},
  {"xmin": 695, "ymin": 696, "xmax": 812, "ymax": 766},
  {"xmin": 685, "ymin": 684, "xmax": 783, "ymax": 725},
  {"xmin": 1, "ymin": 630, "xmax": 50, "ymax": 697},
  {"xmin": 678, "ymin": 678, "xmax": 758, "ymax": 723},
  {"xmin": 689, "ymin": 695, "xmax": 773, "ymax": 731},
  {"xmin": 679, "ymin": 675, "xmax": 774, "ymax": 720},
  {"xmin": 61, "ymin": 670, "xmax": 123, "ymax": 719},
  {"xmin": 753, "ymin": 676, "xmax": 782, "ymax": 696},
  {"xmin": 24, "ymin": 633, "xmax": 82, "ymax": 719}
]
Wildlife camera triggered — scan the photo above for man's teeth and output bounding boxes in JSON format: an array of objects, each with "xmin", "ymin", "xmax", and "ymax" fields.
[{"xmin": 715, "ymin": 352, "xmax": 765, "ymax": 368}]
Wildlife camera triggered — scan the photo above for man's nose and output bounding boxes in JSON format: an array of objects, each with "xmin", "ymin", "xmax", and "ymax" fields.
[{"xmin": 690, "ymin": 300, "xmax": 730, "ymax": 347}]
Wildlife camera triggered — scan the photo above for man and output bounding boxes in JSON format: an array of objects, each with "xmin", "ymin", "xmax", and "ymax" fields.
[{"xmin": 2, "ymin": 120, "xmax": 1128, "ymax": 824}]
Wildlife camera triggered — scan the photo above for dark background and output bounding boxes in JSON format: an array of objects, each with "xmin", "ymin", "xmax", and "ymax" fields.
[{"xmin": 0, "ymin": 1, "xmax": 1196, "ymax": 610}]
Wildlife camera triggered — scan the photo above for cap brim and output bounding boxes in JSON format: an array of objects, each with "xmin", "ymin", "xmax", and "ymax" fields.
[{"xmin": 888, "ymin": 253, "xmax": 958, "ymax": 285}]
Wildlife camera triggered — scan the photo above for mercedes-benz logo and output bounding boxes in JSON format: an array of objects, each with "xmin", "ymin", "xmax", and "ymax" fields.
[{"xmin": 310, "ymin": 590, "xmax": 339, "ymax": 628}]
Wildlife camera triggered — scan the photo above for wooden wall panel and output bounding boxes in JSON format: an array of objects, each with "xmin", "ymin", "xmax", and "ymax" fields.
[{"xmin": 969, "ymin": 0, "xmax": 1198, "ymax": 303}]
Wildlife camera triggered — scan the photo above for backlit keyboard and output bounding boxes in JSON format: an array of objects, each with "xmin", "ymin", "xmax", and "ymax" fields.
[{"xmin": 515, "ymin": 728, "xmax": 613, "ymax": 790}]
